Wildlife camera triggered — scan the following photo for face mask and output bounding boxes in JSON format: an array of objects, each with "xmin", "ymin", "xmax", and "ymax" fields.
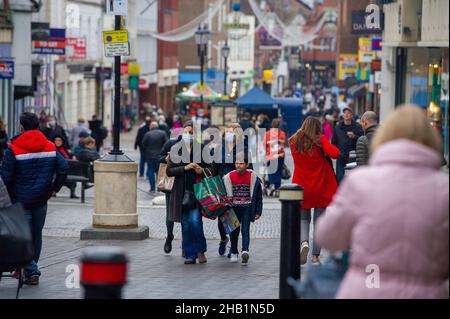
[
  {"xmin": 225, "ymin": 132, "xmax": 234, "ymax": 143},
  {"xmin": 182, "ymin": 134, "xmax": 193, "ymax": 143},
  {"xmin": 49, "ymin": 121, "xmax": 56, "ymax": 127}
]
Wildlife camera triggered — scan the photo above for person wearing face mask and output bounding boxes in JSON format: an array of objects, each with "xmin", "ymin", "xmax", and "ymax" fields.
[
  {"xmin": 42, "ymin": 115, "xmax": 70, "ymax": 151},
  {"xmin": 159, "ymin": 121, "xmax": 194, "ymax": 254},
  {"xmin": 166, "ymin": 120, "xmax": 213, "ymax": 264},
  {"xmin": 211, "ymin": 123, "xmax": 250, "ymax": 257}
]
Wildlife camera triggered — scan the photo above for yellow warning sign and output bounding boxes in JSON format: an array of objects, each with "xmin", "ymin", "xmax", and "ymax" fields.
[{"xmin": 103, "ymin": 30, "xmax": 129, "ymax": 44}]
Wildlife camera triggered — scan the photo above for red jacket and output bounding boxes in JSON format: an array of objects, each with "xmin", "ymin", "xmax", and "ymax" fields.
[
  {"xmin": 290, "ymin": 135, "xmax": 340, "ymax": 209},
  {"xmin": 265, "ymin": 129, "xmax": 286, "ymax": 161}
]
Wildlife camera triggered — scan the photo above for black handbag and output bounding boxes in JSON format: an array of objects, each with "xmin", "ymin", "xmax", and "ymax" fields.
[
  {"xmin": 0, "ymin": 203, "xmax": 34, "ymax": 267},
  {"xmin": 182, "ymin": 190, "xmax": 197, "ymax": 210},
  {"xmin": 282, "ymin": 164, "xmax": 291, "ymax": 180}
]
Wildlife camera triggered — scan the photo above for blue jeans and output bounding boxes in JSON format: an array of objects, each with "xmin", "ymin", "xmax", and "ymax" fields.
[
  {"xmin": 181, "ymin": 208, "xmax": 207, "ymax": 260},
  {"xmin": 147, "ymin": 159, "xmax": 160, "ymax": 191},
  {"xmin": 230, "ymin": 207, "xmax": 251, "ymax": 254},
  {"xmin": 139, "ymin": 149, "xmax": 146, "ymax": 177},
  {"xmin": 268, "ymin": 157, "xmax": 285, "ymax": 189},
  {"xmin": 24, "ymin": 204, "xmax": 48, "ymax": 277},
  {"xmin": 336, "ymin": 158, "xmax": 346, "ymax": 185}
]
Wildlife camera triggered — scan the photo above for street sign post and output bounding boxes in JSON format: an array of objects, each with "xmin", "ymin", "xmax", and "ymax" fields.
[{"xmin": 106, "ymin": 0, "xmax": 128, "ymax": 16}]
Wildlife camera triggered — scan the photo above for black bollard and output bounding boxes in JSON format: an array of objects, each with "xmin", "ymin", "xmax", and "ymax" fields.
[
  {"xmin": 80, "ymin": 246, "xmax": 128, "ymax": 299},
  {"xmin": 278, "ymin": 184, "xmax": 303, "ymax": 299}
]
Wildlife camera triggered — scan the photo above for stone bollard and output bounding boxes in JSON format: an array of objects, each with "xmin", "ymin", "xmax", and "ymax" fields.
[
  {"xmin": 80, "ymin": 246, "xmax": 127, "ymax": 299},
  {"xmin": 80, "ymin": 160, "xmax": 149, "ymax": 240},
  {"xmin": 278, "ymin": 184, "xmax": 303, "ymax": 299}
]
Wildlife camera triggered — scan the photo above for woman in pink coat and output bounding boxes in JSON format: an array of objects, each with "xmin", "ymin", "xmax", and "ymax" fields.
[{"xmin": 316, "ymin": 105, "xmax": 449, "ymax": 299}]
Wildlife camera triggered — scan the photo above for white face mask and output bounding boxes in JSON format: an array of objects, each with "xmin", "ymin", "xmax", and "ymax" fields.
[
  {"xmin": 225, "ymin": 132, "xmax": 234, "ymax": 143},
  {"xmin": 182, "ymin": 134, "xmax": 193, "ymax": 143}
]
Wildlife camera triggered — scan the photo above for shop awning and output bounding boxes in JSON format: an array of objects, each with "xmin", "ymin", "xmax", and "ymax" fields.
[
  {"xmin": 176, "ymin": 82, "xmax": 220, "ymax": 102},
  {"xmin": 348, "ymin": 83, "xmax": 367, "ymax": 97}
]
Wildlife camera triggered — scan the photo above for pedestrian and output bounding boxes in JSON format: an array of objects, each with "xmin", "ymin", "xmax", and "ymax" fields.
[
  {"xmin": 166, "ymin": 124, "xmax": 211, "ymax": 265},
  {"xmin": 0, "ymin": 117, "xmax": 8, "ymax": 164},
  {"xmin": 356, "ymin": 111, "xmax": 379, "ymax": 166},
  {"xmin": 239, "ymin": 112, "xmax": 254, "ymax": 132},
  {"xmin": 289, "ymin": 116, "xmax": 340, "ymax": 265},
  {"xmin": 141, "ymin": 121, "xmax": 168, "ymax": 193},
  {"xmin": 42, "ymin": 115, "xmax": 70, "ymax": 150},
  {"xmin": 88, "ymin": 115, "xmax": 107, "ymax": 152},
  {"xmin": 316, "ymin": 105, "xmax": 449, "ymax": 299},
  {"xmin": 74, "ymin": 137, "xmax": 100, "ymax": 163},
  {"xmin": 134, "ymin": 116, "xmax": 151, "ymax": 177},
  {"xmin": 159, "ymin": 123, "xmax": 193, "ymax": 254},
  {"xmin": 38, "ymin": 110, "xmax": 48, "ymax": 132},
  {"xmin": 331, "ymin": 107, "xmax": 364, "ymax": 183},
  {"xmin": 322, "ymin": 114, "xmax": 334, "ymax": 142},
  {"xmin": 73, "ymin": 131, "xmax": 91, "ymax": 157},
  {"xmin": 264, "ymin": 118, "xmax": 287, "ymax": 196},
  {"xmin": 70, "ymin": 117, "xmax": 91, "ymax": 153},
  {"xmin": 212, "ymin": 123, "xmax": 249, "ymax": 257},
  {"xmin": 223, "ymin": 155, "xmax": 263, "ymax": 265},
  {"xmin": 0, "ymin": 112, "xmax": 68, "ymax": 285},
  {"xmin": 53, "ymin": 135, "xmax": 78, "ymax": 199},
  {"xmin": 158, "ymin": 115, "xmax": 171, "ymax": 138}
]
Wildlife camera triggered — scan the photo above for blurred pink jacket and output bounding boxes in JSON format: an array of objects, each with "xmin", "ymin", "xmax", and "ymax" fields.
[
  {"xmin": 316, "ymin": 139, "xmax": 449, "ymax": 299},
  {"xmin": 323, "ymin": 122, "xmax": 333, "ymax": 142}
]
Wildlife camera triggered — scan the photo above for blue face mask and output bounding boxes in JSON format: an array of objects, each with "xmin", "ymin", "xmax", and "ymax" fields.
[{"xmin": 182, "ymin": 134, "xmax": 193, "ymax": 143}]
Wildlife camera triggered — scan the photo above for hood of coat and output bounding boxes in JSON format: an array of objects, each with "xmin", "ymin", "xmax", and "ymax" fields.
[
  {"xmin": 370, "ymin": 139, "xmax": 441, "ymax": 169},
  {"xmin": 10, "ymin": 130, "xmax": 55, "ymax": 154}
]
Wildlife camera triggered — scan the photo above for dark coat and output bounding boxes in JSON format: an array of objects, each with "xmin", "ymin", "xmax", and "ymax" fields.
[
  {"xmin": 141, "ymin": 128, "xmax": 168, "ymax": 161},
  {"xmin": 166, "ymin": 141, "xmax": 212, "ymax": 223},
  {"xmin": 134, "ymin": 124, "xmax": 150, "ymax": 151},
  {"xmin": 332, "ymin": 120, "xmax": 364, "ymax": 163},
  {"xmin": 211, "ymin": 138, "xmax": 250, "ymax": 178},
  {"xmin": 76, "ymin": 147, "xmax": 100, "ymax": 163},
  {"xmin": 0, "ymin": 130, "xmax": 68, "ymax": 209},
  {"xmin": 0, "ymin": 130, "xmax": 8, "ymax": 162},
  {"xmin": 356, "ymin": 124, "xmax": 379, "ymax": 166},
  {"xmin": 43, "ymin": 125, "xmax": 70, "ymax": 149}
]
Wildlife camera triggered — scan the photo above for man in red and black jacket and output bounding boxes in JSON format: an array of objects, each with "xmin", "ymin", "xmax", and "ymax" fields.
[{"xmin": 0, "ymin": 112, "xmax": 68, "ymax": 285}]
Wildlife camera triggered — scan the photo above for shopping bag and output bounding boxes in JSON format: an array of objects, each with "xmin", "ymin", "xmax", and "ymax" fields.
[
  {"xmin": 219, "ymin": 207, "xmax": 241, "ymax": 234},
  {"xmin": 194, "ymin": 169, "xmax": 231, "ymax": 217},
  {"xmin": 0, "ymin": 203, "xmax": 34, "ymax": 267},
  {"xmin": 157, "ymin": 163, "xmax": 174, "ymax": 192}
]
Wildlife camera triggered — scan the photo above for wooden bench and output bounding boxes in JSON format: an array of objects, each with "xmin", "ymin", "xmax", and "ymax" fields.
[{"xmin": 66, "ymin": 159, "xmax": 94, "ymax": 203}]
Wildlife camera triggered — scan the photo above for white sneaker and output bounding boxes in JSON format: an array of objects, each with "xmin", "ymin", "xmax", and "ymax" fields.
[
  {"xmin": 230, "ymin": 254, "xmax": 239, "ymax": 263},
  {"xmin": 300, "ymin": 241, "xmax": 309, "ymax": 265},
  {"xmin": 241, "ymin": 251, "xmax": 250, "ymax": 265}
]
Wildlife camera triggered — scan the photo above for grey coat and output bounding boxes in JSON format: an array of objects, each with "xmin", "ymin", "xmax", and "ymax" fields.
[
  {"xmin": 356, "ymin": 125, "xmax": 379, "ymax": 166},
  {"xmin": 0, "ymin": 177, "xmax": 12, "ymax": 208}
]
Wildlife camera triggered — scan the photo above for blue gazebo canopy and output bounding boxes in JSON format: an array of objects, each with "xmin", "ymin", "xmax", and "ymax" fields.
[{"xmin": 236, "ymin": 87, "xmax": 277, "ymax": 109}]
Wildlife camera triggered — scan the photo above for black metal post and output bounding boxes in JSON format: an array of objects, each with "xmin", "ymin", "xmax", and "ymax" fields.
[
  {"xmin": 224, "ymin": 56, "xmax": 228, "ymax": 97},
  {"xmin": 101, "ymin": 15, "xmax": 132, "ymax": 162},
  {"xmin": 80, "ymin": 247, "xmax": 128, "ymax": 299},
  {"xmin": 279, "ymin": 184, "xmax": 303, "ymax": 299},
  {"xmin": 200, "ymin": 46, "xmax": 205, "ymax": 107},
  {"xmin": 111, "ymin": 15, "xmax": 122, "ymax": 156}
]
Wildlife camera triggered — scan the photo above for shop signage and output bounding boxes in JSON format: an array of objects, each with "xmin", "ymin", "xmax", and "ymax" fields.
[
  {"xmin": 31, "ymin": 22, "xmax": 50, "ymax": 41},
  {"xmin": 129, "ymin": 76, "xmax": 139, "ymax": 90},
  {"xmin": 0, "ymin": 60, "xmax": 14, "ymax": 79},
  {"xmin": 351, "ymin": 10, "xmax": 384, "ymax": 35},
  {"xmin": 65, "ymin": 37, "xmax": 86, "ymax": 59},
  {"xmin": 338, "ymin": 54, "xmax": 358, "ymax": 81},
  {"xmin": 372, "ymin": 60, "xmax": 382, "ymax": 72},
  {"xmin": 103, "ymin": 30, "xmax": 130, "ymax": 57},
  {"xmin": 371, "ymin": 37, "xmax": 382, "ymax": 51},
  {"xmin": 359, "ymin": 51, "xmax": 376, "ymax": 63},
  {"xmin": 258, "ymin": 26, "xmax": 282, "ymax": 49},
  {"xmin": 106, "ymin": 0, "xmax": 128, "ymax": 16},
  {"xmin": 120, "ymin": 62, "xmax": 128, "ymax": 75},
  {"xmin": 374, "ymin": 71, "xmax": 382, "ymax": 84},
  {"xmin": 49, "ymin": 28, "xmax": 66, "ymax": 42},
  {"xmin": 83, "ymin": 72, "xmax": 96, "ymax": 79},
  {"xmin": 96, "ymin": 67, "xmax": 113, "ymax": 80},
  {"xmin": 32, "ymin": 40, "xmax": 66, "ymax": 55}
]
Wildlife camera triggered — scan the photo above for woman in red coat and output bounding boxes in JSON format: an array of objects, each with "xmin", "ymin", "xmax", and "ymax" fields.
[{"xmin": 289, "ymin": 117, "xmax": 340, "ymax": 265}]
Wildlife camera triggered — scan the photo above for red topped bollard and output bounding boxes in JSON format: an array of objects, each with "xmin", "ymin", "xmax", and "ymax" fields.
[{"xmin": 80, "ymin": 247, "xmax": 128, "ymax": 299}]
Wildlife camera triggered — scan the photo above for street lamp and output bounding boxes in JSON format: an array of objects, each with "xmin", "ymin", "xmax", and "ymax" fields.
[
  {"xmin": 221, "ymin": 42, "xmax": 230, "ymax": 97},
  {"xmin": 195, "ymin": 24, "xmax": 210, "ymax": 107}
]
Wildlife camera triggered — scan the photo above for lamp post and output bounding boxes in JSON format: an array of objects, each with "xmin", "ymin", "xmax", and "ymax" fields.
[
  {"xmin": 195, "ymin": 24, "xmax": 210, "ymax": 107},
  {"xmin": 221, "ymin": 42, "xmax": 230, "ymax": 97}
]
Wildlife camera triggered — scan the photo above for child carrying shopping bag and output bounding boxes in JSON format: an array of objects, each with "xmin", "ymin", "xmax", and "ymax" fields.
[{"xmin": 222, "ymin": 154, "xmax": 263, "ymax": 265}]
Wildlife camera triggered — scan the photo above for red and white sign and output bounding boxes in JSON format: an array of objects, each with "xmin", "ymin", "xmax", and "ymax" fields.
[
  {"xmin": 65, "ymin": 37, "xmax": 86, "ymax": 59},
  {"xmin": 120, "ymin": 62, "xmax": 128, "ymax": 75},
  {"xmin": 33, "ymin": 41, "xmax": 66, "ymax": 49}
]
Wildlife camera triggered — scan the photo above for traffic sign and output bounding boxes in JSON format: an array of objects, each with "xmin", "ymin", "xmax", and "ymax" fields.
[{"xmin": 103, "ymin": 30, "xmax": 129, "ymax": 57}]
